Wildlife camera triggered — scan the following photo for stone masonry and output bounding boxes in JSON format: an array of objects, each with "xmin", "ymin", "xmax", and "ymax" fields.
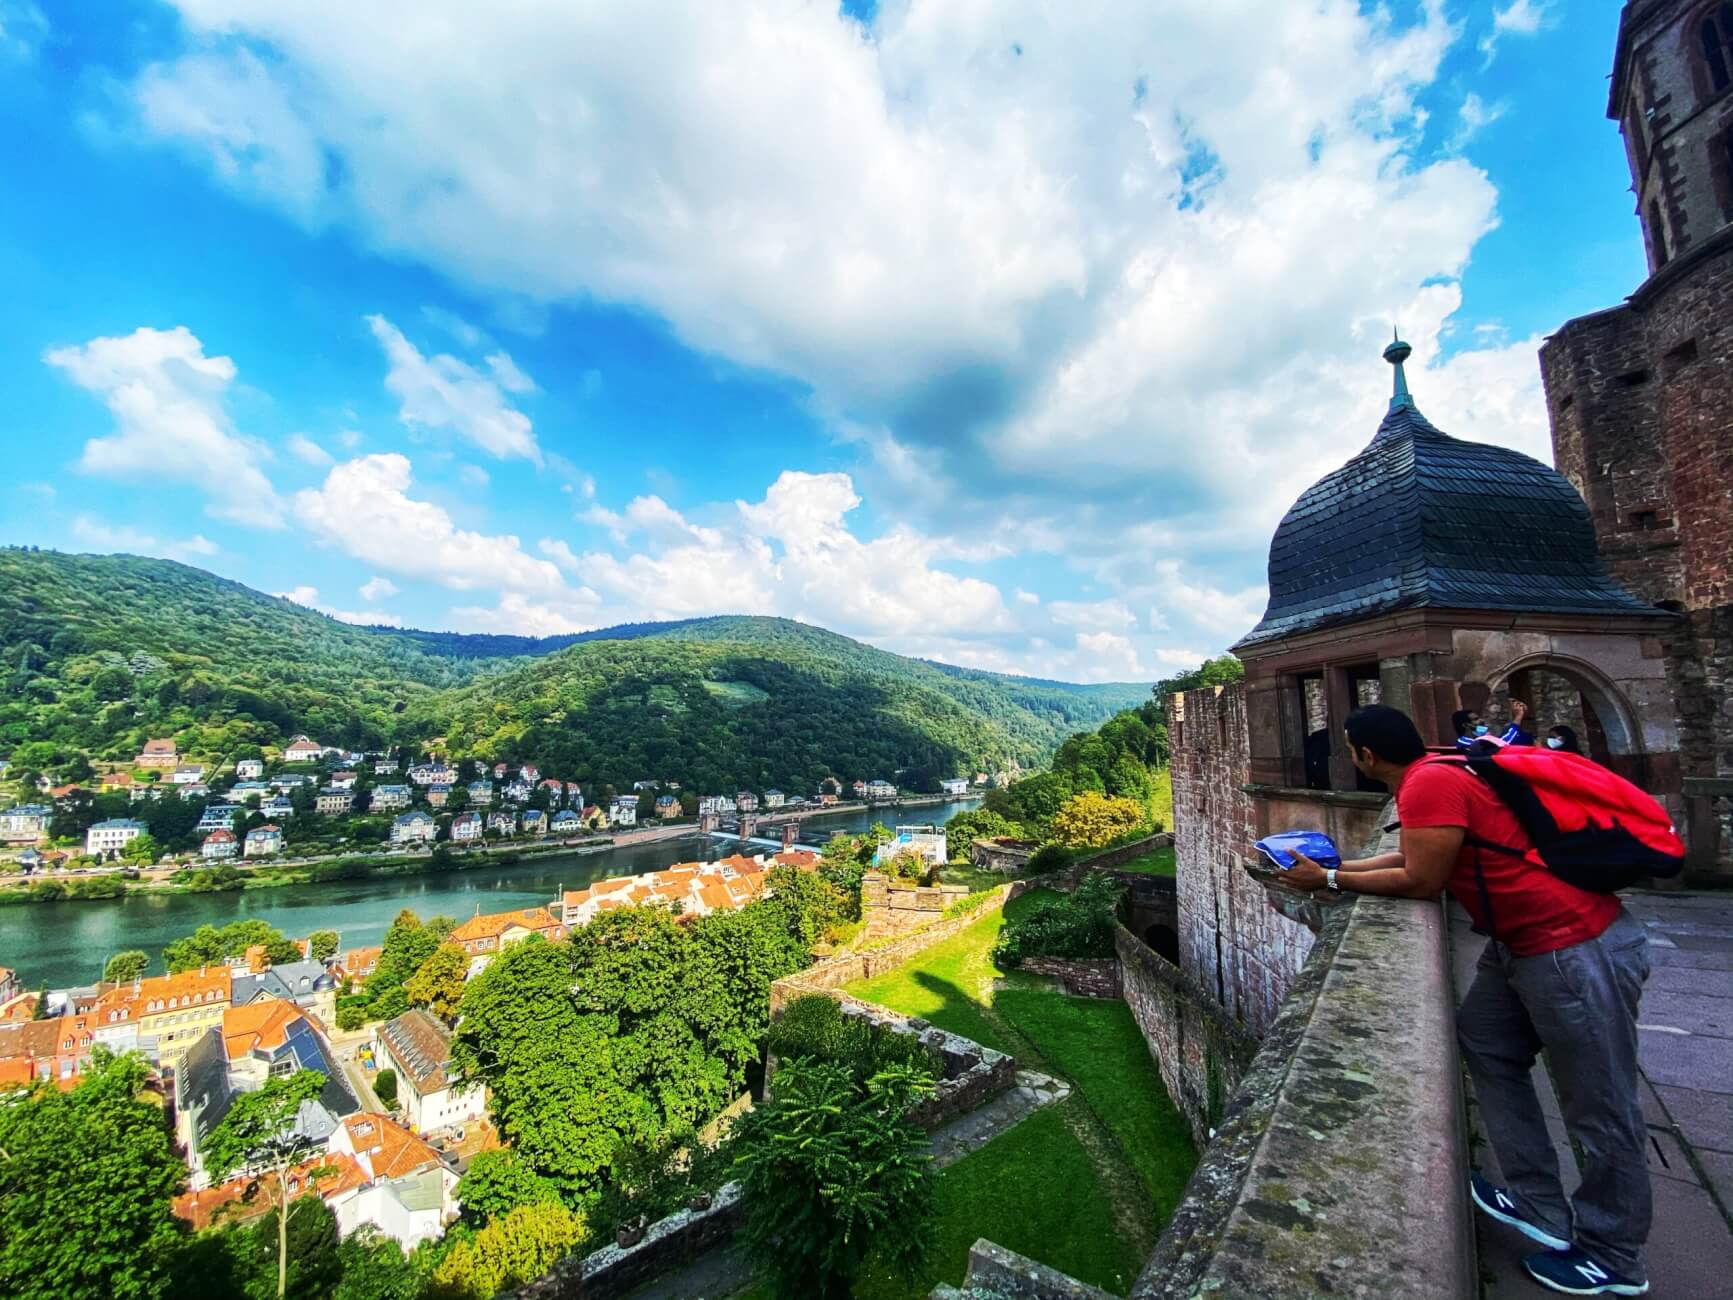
[{"xmin": 1170, "ymin": 683, "xmax": 1315, "ymax": 1033}]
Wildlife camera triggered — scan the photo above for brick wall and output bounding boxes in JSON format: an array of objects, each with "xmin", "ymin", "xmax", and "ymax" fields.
[
  {"xmin": 860, "ymin": 873, "xmax": 972, "ymax": 939},
  {"xmin": 1114, "ymin": 924, "xmax": 1258, "ymax": 1147},
  {"xmin": 1170, "ymin": 683, "xmax": 1317, "ymax": 1032},
  {"xmin": 1018, "ymin": 956, "xmax": 1122, "ymax": 998},
  {"xmin": 1542, "ymin": 230, "xmax": 1733, "ymax": 880},
  {"xmin": 774, "ymin": 885, "xmax": 1015, "ymax": 998}
]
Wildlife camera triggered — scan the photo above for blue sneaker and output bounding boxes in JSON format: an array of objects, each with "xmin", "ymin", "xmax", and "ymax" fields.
[
  {"xmin": 1522, "ymin": 1247, "xmax": 1648, "ymax": 1295},
  {"xmin": 1469, "ymin": 1173, "xmax": 1569, "ymax": 1250}
]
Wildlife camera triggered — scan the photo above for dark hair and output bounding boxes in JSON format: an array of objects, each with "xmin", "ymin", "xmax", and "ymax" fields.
[
  {"xmin": 1548, "ymin": 725, "xmax": 1581, "ymax": 754},
  {"xmin": 1345, "ymin": 705, "xmax": 1427, "ymax": 765},
  {"xmin": 1450, "ymin": 708, "xmax": 1475, "ymax": 738}
]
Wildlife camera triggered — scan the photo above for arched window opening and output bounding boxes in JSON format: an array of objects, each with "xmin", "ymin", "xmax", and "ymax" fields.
[
  {"xmin": 1650, "ymin": 200, "xmax": 1670, "ymax": 266},
  {"xmin": 1703, "ymin": 7, "xmax": 1733, "ymax": 94}
]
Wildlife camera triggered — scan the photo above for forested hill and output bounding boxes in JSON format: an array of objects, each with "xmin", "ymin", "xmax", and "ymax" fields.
[{"xmin": 0, "ymin": 550, "xmax": 1148, "ymax": 788}]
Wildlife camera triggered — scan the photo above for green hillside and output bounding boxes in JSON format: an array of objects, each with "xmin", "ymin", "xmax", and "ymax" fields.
[{"xmin": 0, "ymin": 549, "xmax": 1149, "ymax": 789}]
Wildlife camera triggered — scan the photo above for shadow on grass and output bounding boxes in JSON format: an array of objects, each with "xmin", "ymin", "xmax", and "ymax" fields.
[{"xmin": 907, "ymin": 969, "xmax": 1011, "ymax": 1054}]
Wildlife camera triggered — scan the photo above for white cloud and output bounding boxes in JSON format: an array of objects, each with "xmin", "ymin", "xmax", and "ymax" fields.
[
  {"xmin": 293, "ymin": 452, "xmax": 564, "ymax": 592},
  {"xmin": 46, "ymin": 325, "xmax": 286, "ymax": 527},
  {"xmin": 128, "ymin": 1, "xmax": 1561, "ymax": 679},
  {"xmin": 1048, "ymin": 599, "xmax": 1138, "ymax": 632},
  {"xmin": 1480, "ymin": 0, "xmax": 1552, "ymax": 63},
  {"xmin": 449, "ymin": 590, "xmax": 600, "ymax": 637},
  {"xmin": 367, "ymin": 315, "xmax": 541, "ymax": 463},
  {"xmin": 287, "ymin": 433, "xmax": 334, "ymax": 466},
  {"xmin": 72, "ymin": 515, "xmax": 219, "ymax": 562},
  {"xmin": 485, "ymin": 352, "xmax": 535, "ymax": 395},
  {"xmin": 1450, "ymin": 92, "xmax": 1507, "ymax": 151},
  {"xmin": 276, "ymin": 583, "xmax": 405, "ymax": 627},
  {"xmin": 537, "ymin": 538, "xmax": 582, "ymax": 573},
  {"xmin": 459, "ymin": 464, "xmax": 491, "ymax": 488},
  {"xmin": 358, "ymin": 575, "xmax": 398, "ymax": 601},
  {"xmin": 0, "ymin": 2, "xmax": 47, "ymax": 60},
  {"xmin": 1075, "ymin": 632, "xmax": 1144, "ymax": 680}
]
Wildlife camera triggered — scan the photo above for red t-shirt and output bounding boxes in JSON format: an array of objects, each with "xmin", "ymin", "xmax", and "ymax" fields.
[{"xmin": 1396, "ymin": 757, "xmax": 1620, "ymax": 956}]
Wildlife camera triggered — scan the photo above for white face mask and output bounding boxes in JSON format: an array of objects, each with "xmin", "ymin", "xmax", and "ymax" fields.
[{"xmin": 1545, "ymin": 737, "xmax": 1563, "ymax": 750}]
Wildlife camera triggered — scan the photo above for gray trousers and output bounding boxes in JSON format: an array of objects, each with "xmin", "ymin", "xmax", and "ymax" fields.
[{"xmin": 1457, "ymin": 907, "xmax": 1652, "ymax": 1278}]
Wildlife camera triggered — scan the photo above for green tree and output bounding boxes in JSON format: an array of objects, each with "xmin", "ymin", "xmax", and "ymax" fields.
[
  {"xmin": 0, "ymin": 1050, "xmax": 187, "ymax": 1300},
  {"xmin": 454, "ymin": 1150, "xmax": 560, "ymax": 1226},
  {"xmin": 428, "ymin": 1201, "xmax": 585, "ymax": 1300},
  {"xmin": 306, "ymin": 930, "xmax": 340, "ymax": 964},
  {"xmin": 242, "ymin": 1198, "xmax": 344, "ymax": 1300},
  {"xmin": 372, "ymin": 1069, "xmax": 398, "ymax": 1107},
  {"xmin": 120, "ymin": 833, "xmax": 160, "ymax": 864},
  {"xmin": 732, "ymin": 1058, "xmax": 936, "ymax": 1300},
  {"xmin": 104, "ymin": 950, "xmax": 150, "ymax": 984},
  {"xmin": 332, "ymin": 1228, "xmax": 423, "ymax": 1300},
  {"xmin": 1051, "ymin": 791, "xmax": 1145, "ymax": 850},
  {"xmin": 404, "ymin": 943, "xmax": 469, "ymax": 1024},
  {"xmin": 202, "ymin": 1069, "xmax": 329, "ymax": 1300}
]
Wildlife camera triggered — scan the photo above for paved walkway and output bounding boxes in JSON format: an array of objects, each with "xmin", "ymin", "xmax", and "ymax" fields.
[{"xmin": 1452, "ymin": 891, "xmax": 1733, "ymax": 1298}]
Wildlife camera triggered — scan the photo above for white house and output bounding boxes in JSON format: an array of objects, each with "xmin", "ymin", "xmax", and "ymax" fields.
[
  {"xmin": 325, "ymin": 1113, "xmax": 458, "ymax": 1248},
  {"xmin": 550, "ymin": 810, "xmax": 580, "ymax": 835},
  {"xmin": 501, "ymin": 781, "xmax": 531, "ymax": 804},
  {"xmin": 370, "ymin": 785, "xmax": 411, "ymax": 811},
  {"xmin": 234, "ymin": 759, "xmax": 265, "ymax": 780},
  {"xmin": 328, "ymin": 770, "xmax": 358, "ymax": 791},
  {"xmin": 0, "ymin": 804, "xmax": 51, "ymax": 844},
  {"xmin": 763, "ymin": 789, "xmax": 785, "ymax": 808},
  {"xmin": 244, "ymin": 824, "xmax": 284, "ymax": 857},
  {"xmin": 372, "ymin": 1009, "xmax": 488, "ymax": 1135},
  {"xmin": 171, "ymin": 765, "xmax": 207, "ymax": 785},
  {"xmin": 263, "ymin": 796, "xmax": 296, "ymax": 820},
  {"xmin": 698, "ymin": 795, "xmax": 732, "ymax": 817},
  {"xmin": 735, "ymin": 791, "xmax": 759, "ymax": 813},
  {"xmin": 282, "ymin": 735, "xmax": 326, "ymax": 763},
  {"xmin": 407, "ymin": 764, "xmax": 456, "ymax": 787},
  {"xmin": 374, "ymin": 758, "xmax": 399, "ymax": 775},
  {"xmin": 201, "ymin": 829, "xmax": 238, "ymax": 860},
  {"xmin": 518, "ymin": 764, "xmax": 539, "ymax": 783},
  {"xmin": 466, "ymin": 780, "xmax": 494, "ymax": 806},
  {"xmin": 229, "ymin": 781, "xmax": 271, "ymax": 805},
  {"xmin": 86, "ymin": 818, "xmax": 146, "ymax": 856},
  {"xmin": 865, "ymin": 778, "xmax": 898, "ymax": 800},
  {"xmin": 390, "ymin": 811, "xmax": 435, "ymax": 846},
  {"xmin": 316, "ymin": 788, "xmax": 353, "ymax": 816},
  {"xmin": 941, "ymin": 777, "xmax": 971, "ymax": 796},
  {"xmin": 450, "ymin": 812, "xmax": 483, "ymax": 843},
  {"xmin": 520, "ymin": 808, "xmax": 547, "ymax": 836},
  {"xmin": 608, "ymin": 797, "xmax": 638, "ymax": 827},
  {"xmin": 196, "ymin": 805, "xmax": 241, "ymax": 834},
  {"xmin": 486, "ymin": 811, "xmax": 516, "ymax": 836}
]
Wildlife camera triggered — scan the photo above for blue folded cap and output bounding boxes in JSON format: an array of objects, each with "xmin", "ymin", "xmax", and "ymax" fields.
[{"xmin": 1253, "ymin": 830, "xmax": 1342, "ymax": 872}]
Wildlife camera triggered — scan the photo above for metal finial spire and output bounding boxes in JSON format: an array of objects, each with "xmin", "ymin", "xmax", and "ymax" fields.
[{"xmin": 1383, "ymin": 329, "xmax": 1414, "ymax": 411}]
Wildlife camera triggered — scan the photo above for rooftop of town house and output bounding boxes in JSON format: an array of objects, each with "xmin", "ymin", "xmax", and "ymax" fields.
[
  {"xmin": 1235, "ymin": 339, "xmax": 1655, "ymax": 650},
  {"xmin": 448, "ymin": 905, "xmax": 560, "ymax": 943},
  {"xmin": 95, "ymin": 966, "xmax": 231, "ymax": 1018},
  {"xmin": 172, "ymin": 1152, "xmax": 369, "ymax": 1232},
  {"xmin": 338, "ymin": 1112, "xmax": 443, "ymax": 1180},
  {"xmin": 376, "ymin": 1007, "xmax": 455, "ymax": 1093},
  {"xmin": 221, "ymin": 999, "xmax": 307, "ymax": 1059}
]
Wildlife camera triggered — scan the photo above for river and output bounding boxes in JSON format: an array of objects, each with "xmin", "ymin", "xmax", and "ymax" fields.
[{"xmin": 0, "ymin": 800, "xmax": 982, "ymax": 989}]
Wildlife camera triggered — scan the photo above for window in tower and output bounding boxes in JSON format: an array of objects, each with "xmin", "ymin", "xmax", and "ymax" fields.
[
  {"xmin": 1649, "ymin": 200, "xmax": 1670, "ymax": 267},
  {"xmin": 1703, "ymin": 7, "xmax": 1733, "ymax": 94}
]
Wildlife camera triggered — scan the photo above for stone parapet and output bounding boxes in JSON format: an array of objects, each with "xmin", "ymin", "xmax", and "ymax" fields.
[
  {"xmin": 1017, "ymin": 956, "xmax": 1121, "ymax": 998},
  {"xmin": 500, "ymin": 1181, "xmax": 746, "ymax": 1300},
  {"xmin": 930, "ymin": 1240, "xmax": 1118, "ymax": 1300}
]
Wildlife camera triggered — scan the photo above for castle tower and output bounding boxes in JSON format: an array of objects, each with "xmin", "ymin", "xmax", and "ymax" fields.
[{"xmin": 1540, "ymin": 3, "xmax": 1733, "ymax": 882}]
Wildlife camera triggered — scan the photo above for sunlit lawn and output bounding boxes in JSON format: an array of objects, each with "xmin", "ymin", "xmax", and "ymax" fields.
[{"xmin": 1107, "ymin": 844, "xmax": 1176, "ymax": 876}]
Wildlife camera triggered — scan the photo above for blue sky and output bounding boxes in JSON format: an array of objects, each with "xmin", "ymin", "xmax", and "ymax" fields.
[{"xmin": 0, "ymin": 1, "xmax": 1648, "ymax": 681}]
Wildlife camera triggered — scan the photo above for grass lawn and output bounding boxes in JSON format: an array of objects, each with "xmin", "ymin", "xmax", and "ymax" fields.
[
  {"xmin": 993, "ymin": 990, "xmax": 1195, "ymax": 1219},
  {"xmin": 1108, "ymin": 844, "xmax": 1176, "ymax": 876},
  {"xmin": 851, "ymin": 1103, "xmax": 1147, "ymax": 1300},
  {"xmin": 830, "ymin": 890, "xmax": 1196, "ymax": 1297}
]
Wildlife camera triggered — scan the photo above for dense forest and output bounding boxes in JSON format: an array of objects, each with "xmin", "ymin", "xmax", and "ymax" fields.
[{"xmin": 0, "ymin": 549, "xmax": 1147, "ymax": 790}]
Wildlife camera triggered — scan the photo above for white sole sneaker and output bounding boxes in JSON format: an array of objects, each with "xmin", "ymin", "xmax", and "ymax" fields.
[{"xmin": 1470, "ymin": 1178, "xmax": 1570, "ymax": 1252}]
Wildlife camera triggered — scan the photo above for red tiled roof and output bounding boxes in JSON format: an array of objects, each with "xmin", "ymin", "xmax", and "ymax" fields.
[
  {"xmin": 174, "ymin": 1153, "xmax": 369, "ymax": 1232},
  {"xmin": 223, "ymin": 1000, "xmax": 306, "ymax": 1059}
]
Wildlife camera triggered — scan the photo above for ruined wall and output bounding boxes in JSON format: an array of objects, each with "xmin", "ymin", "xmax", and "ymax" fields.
[
  {"xmin": 1541, "ymin": 238, "xmax": 1733, "ymax": 879},
  {"xmin": 1170, "ymin": 683, "xmax": 1316, "ymax": 1033}
]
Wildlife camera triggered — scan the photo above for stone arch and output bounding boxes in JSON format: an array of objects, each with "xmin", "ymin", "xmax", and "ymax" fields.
[{"xmin": 1484, "ymin": 652, "xmax": 1645, "ymax": 758}]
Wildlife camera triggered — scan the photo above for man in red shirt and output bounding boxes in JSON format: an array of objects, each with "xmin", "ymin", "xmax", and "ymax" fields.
[{"xmin": 1284, "ymin": 704, "xmax": 1651, "ymax": 1297}]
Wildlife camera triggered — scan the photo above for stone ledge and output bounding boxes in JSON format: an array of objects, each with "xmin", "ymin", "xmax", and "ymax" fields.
[{"xmin": 930, "ymin": 1240, "xmax": 1118, "ymax": 1300}]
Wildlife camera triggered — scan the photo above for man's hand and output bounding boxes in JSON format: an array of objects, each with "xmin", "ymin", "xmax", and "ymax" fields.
[
  {"xmin": 1284, "ymin": 851, "xmax": 1330, "ymax": 891},
  {"xmin": 1511, "ymin": 699, "xmax": 1528, "ymax": 724}
]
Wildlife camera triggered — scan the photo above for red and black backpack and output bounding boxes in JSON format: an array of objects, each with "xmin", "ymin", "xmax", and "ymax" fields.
[{"xmin": 1430, "ymin": 747, "xmax": 1685, "ymax": 893}]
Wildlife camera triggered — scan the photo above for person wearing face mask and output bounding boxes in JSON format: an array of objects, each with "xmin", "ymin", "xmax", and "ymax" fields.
[
  {"xmin": 1453, "ymin": 700, "xmax": 1534, "ymax": 752},
  {"xmin": 1547, "ymin": 725, "xmax": 1581, "ymax": 755}
]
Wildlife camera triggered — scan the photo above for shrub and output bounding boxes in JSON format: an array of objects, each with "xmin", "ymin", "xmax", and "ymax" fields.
[
  {"xmin": 1026, "ymin": 844, "xmax": 1076, "ymax": 875},
  {"xmin": 1052, "ymin": 792, "xmax": 1146, "ymax": 850},
  {"xmin": 373, "ymin": 1068, "xmax": 398, "ymax": 1106},
  {"xmin": 942, "ymin": 889, "xmax": 994, "ymax": 919},
  {"xmin": 767, "ymin": 995, "xmax": 936, "ymax": 1081},
  {"xmin": 991, "ymin": 877, "xmax": 1123, "ymax": 969}
]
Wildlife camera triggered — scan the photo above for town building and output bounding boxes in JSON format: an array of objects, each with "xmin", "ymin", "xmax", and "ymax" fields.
[
  {"xmin": 262, "ymin": 796, "xmax": 296, "ymax": 820},
  {"xmin": 177, "ymin": 784, "xmax": 210, "ymax": 802},
  {"xmin": 374, "ymin": 758, "xmax": 399, "ymax": 775},
  {"xmin": 337, "ymin": 945, "xmax": 381, "ymax": 982},
  {"xmin": 763, "ymin": 789, "xmax": 785, "ymax": 808},
  {"xmin": 232, "ymin": 959, "xmax": 338, "ymax": 1026},
  {"xmin": 86, "ymin": 817, "xmax": 146, "ymax": 857},
  {"xmin": 520, "ymin": 808, "xmax": 546, "ymax": 836},
  {"xmin": 137, "ymin": 737, "xmax": 178, "ymax": 768},
  {"xmin": 175, "ymin": 1000, "xmax": 359, "ymax": 1188},
  {"xmin": 244, "ymin": 824, "xmax": 284, "ymax": 857},
  {"xmin": 425, "ymin": 784, "xmax": 451, "ymax": 808},
  {"xmin": 229, "ymin": 781, "xmax": 271, "ymax": 804},
  {"xmin": 92, "ymin": 965, "xmax": 233, "ymax": 1073},
  {"xmin": 941, "ymin": 777, "xmax": 971, "ymax": 796},
  {"xmin": 390, "ymin": 811, "xmax": 436, "ymax": 846},
  {"xmin": 491, "ymin": 762, "xmax": 508, "ymax": 780},
  {"xmin": 735, "ymin": 791, "xmax": 758, "ymax": 812},
  {"xmin": 234, "ymin": 758, "xmax": 264, "ymax": 780},
  {"xmin": 373, "ymin": 1009, "xmax": 488, "ymax": 1134},
  {"xmin": 171, "ymin": 764, "xmax": 207, "ymax": 785},
  {"xmin": 698, "ymin": 795, "xmax": 732, "ymax": 817},
  {"xmin": 282, "ymin": 735, "xmax": 327, "ymax": 763},
  {"xmin": 486, "ymin": 811, "xmax": 516, "ymax": 836},
  {"xmin": 447, "ymin": 906, "xmax": 566, "ymax": 971},
  {"xmin": 466, "ymin": 780, "xmax": 494, "ymax": 805},
  {"xmin": 518, "ymin": 764, "xmax": 539, "ymax": 783},
  {"xmin": 270, "ymin": 773, "xmax": 313, "ymax": 791},
  {"xmin": 194, "ymin": 811, "xmax": 239, "ymax": 838},
  {"xmin": 316, "ymin": 787, "xmax": 353, "ymax": 815},
  {"xmin": 450, "ymin": 811, "xmax": 483, "ymax": 843},
  {"xmin": 608, "ymin": 796, "xmax": 638, "ymax": 827},
  {"xmin": 0, "ymin": 804, "xmax": 50, "ymax": 844},
  {"xmin": 873, "ymin": 825, "xmax": 947, "ymax": 868},
  {"xmin": 201, "ymin": 829, "xmax": 238, "ymax": 860},
  {"xmin": 501, "ymin": 780, "xmax": 531, "ymax": 804},
  {"xmin": 370, "ymin": 784, "xmax": 411, "ymax": 811},
  {"xmin": 565, "ymin": 782, "xmax": 583, "ymax": 806},
  {"xmin": 655, "ymin": 794, "xmax": 679, "ymax": 819},
  {"xmin": 865, "ymin": 778, "xmax": 898, "ymax": 800},
  {"xmin": 325, "ymin": 1113, "xmax": 458, "ymax": 1246},
  {"xmin": 328, "ymin": 770, "xmax": 358, "ymax": 790},
  {"xmin": 549, "ymin": 809, "xmax": 580, "ymax": 835},
  {"xmin": 1538, "ymin": 0, "xmax": 1733, "ymax": 882},
  {"xmin": 408, "ymin": 764, "xmax": 457, "ymax": 787}
]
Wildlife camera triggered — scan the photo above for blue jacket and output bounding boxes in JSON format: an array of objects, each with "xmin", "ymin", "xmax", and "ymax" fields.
[{"xmin": 1456, "ymin": 723, "xmax": 1533, "ymax": 751}]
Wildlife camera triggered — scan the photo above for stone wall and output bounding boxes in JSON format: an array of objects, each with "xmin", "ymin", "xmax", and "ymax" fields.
[
  {"xmin": 777, "ymin": 885, "xmax": 1014, "ymax": 997},
  {"xmin": 1170, "ymin": 683, "xmax": 1317, "ymax": 1034},
  {"xmin": 1114, "ymin": 924, "xmax": 1257, "ymax": 1146},
  {"xmin": 1018, "ymin": 956, "xmax": 1121, "ymax": 999},
  {"xmin": 501, "ymin": 1182, "xmax": 746, "ymax": 1300},
  {"xmin": 1077, "ymin": 832, "xmax": 1171, "ymax": 870},
  {"xmin": 861, "ymin": 872, "xmax": 973, "ymax": 938},
  {"xmin": 930, "ymin": 1240, "xmax": 1117, "ymax": 1300},
  {"xmin": 1542, "ymin": 220, "xmax": 1733, "ymax": 882}
]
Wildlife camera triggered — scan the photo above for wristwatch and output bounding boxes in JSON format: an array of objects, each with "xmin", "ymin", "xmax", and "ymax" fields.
[{"xmin": 1325, "ymin": 868, "xmax": 1340, "ymax": 892}]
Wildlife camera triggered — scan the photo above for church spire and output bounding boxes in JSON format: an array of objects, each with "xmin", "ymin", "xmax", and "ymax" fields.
[{"xmin": 1383, "ymin": 330, "xmax": 1414, "ymax": 412}]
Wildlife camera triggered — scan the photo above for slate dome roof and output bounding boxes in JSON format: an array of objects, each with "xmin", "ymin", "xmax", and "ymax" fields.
[{"xmin": 1234, "ymin": 341, "xmax": 1654, "ymax": 650}]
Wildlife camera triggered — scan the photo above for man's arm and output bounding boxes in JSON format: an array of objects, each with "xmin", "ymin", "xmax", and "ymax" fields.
[
  {"xmin": 1286, "ymin": 826, "xmax": 1462, "ymax": 900},
  {"xmin": 1337, "ymin": 852, "xmax": 1403, "ymax": 874}
]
